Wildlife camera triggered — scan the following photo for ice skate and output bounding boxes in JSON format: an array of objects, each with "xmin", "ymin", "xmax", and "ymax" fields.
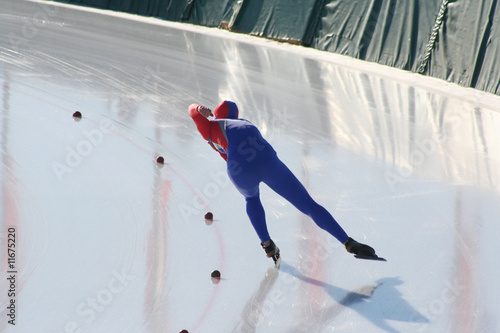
[
  {"xmin": 261, "ymin": 239, "xmax": 281, "ymax": 268},
  {"xmin": 344, "ymin": 237, "xmax": 386, "ymax": 261}
]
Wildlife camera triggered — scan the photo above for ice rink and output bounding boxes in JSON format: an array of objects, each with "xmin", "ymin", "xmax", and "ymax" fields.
[{"xmin": 2, "ymin": 1, "xmax": 500, "ymax": 332}]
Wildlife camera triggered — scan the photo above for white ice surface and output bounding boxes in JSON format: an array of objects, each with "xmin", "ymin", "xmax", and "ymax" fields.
[{"xmin": 1, "ymin": 1, "xmax": 500, "ymax": 332}]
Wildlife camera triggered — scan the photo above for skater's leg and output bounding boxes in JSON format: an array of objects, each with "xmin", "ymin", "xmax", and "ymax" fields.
[
  {"xmin": 227, "ymin": 167, "xmax": 271, "ymax": 243},
  {"xmin": 262, "ymin": 158, "xmax": 349, "ymax": 243},
  {"xmin": 246, "ymin": 195, "xmax": 271, "ymax": 243}
]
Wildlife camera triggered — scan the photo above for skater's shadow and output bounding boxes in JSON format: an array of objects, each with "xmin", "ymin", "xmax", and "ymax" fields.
[
  {"xmin": 232, "ymin": 267, "xmax": 280, "ymax": 332},
  {"xmin": 279, "ymin": 263, "xmax": 428, "ymax": 333}
]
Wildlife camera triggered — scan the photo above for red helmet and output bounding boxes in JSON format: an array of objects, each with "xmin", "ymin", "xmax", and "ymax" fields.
[{"xmin": 214, "ymin": 100, "xmax": 239, "ymax": 119}]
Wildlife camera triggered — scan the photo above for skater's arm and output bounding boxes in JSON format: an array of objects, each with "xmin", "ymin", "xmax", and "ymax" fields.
[
  {"xmin": 189, "ymin": 104, "xmax": 228, "ymax": 162},
  {"xmin": 189, "ymin": 104, "xmax": 212, "ymax": 140},
  {"xmin": 208, "ymin": 142, "xmax": 228, "ymax": 161}
]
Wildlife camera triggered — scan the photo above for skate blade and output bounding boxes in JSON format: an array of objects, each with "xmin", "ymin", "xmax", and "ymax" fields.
[
  {"xmin": 354, "ymin": 254, "xmax": 387, "ymax": 261},
  {"xmin": 274, "ymin": 256, "xmax": 282, "ymax": 268}
]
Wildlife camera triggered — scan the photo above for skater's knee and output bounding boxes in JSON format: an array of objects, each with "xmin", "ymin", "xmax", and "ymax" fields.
[
  {"xmin": 294, "ymin": 197, "xmax": 318, "ymax": 216},
  {"xmin": 306, "ymin": 203, "xmax": 333, "ymax": 226},
  {"xmin": 235, "ymin": 185, "xmax": 259, "ymax": 199},
  {"xmin": 245, "ymin": 194, "xmax": 260, "ymax": 202}
]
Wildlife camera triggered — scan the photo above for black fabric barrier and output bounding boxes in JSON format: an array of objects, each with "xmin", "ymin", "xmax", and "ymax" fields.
[
  {"xmin": 187, "ymin": 0, "xmax": 235, "ymax": 27},
  {"xmin": 51, "ymin": 0, "xmax": 500, "ymax": 95},
  {"xmin": 225, "ymin": 0, "xmax": 321, "ymax": 43},
  {"xmin": 311, "ymin": 0, "xmax": 442, "ymax": 72},
  {"xmin": 429, "ymin": 0, "xmax": 500, "ymax": 94}
]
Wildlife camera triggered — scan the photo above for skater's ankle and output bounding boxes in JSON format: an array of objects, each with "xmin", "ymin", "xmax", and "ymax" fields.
[
  {"xmin": 261, "ymin": 239, "xmax": 272, "ymax": 247},
  {"xmin": 343, "ymin": 237, "xmax": 355, "ymax": 245}
]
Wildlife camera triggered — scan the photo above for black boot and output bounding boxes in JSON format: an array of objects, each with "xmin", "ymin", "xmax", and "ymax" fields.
[
  {"xmin": 261, "ymin": 239, "xmax": 281, "ymax": 267},
  {"xmin": 344, "ymin": 237, "xmax": 375, "ymax": 256}
]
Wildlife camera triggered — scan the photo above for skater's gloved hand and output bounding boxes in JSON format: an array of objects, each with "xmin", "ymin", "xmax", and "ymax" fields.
[{"xmin": 197, "ymin": 105, "xmax": 213, "ymax": 118}]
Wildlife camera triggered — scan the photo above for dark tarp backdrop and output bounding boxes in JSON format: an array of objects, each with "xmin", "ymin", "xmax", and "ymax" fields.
[{"xmin": 51, "ymin": 0, "xmax": 500, "ymax": 95}]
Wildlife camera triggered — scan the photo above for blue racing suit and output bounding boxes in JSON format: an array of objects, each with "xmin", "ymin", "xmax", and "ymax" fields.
[{"xmin": 189, "ymin": 102, "xmax": 349, "ymax": 244}]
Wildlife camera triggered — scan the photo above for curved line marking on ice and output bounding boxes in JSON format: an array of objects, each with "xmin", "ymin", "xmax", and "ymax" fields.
[{"xmin": 13, "ymin": 86, "xmax": 226, "ymax": 331}]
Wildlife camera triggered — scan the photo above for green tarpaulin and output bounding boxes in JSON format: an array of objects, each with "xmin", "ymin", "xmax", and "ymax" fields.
[{"xmin": 52, "ymin": 0, "xmax": 500, "ymax": 95}]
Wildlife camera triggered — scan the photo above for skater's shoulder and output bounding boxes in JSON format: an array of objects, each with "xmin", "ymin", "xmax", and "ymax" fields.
[{"xmin": 230, "ymin": 118, "xmax": 253, "ymax": 125}]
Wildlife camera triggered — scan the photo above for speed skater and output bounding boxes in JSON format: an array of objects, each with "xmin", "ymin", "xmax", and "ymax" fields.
[{"xmin": 188, "ymin": 100, "xmax": 384, "ymax": 265}]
